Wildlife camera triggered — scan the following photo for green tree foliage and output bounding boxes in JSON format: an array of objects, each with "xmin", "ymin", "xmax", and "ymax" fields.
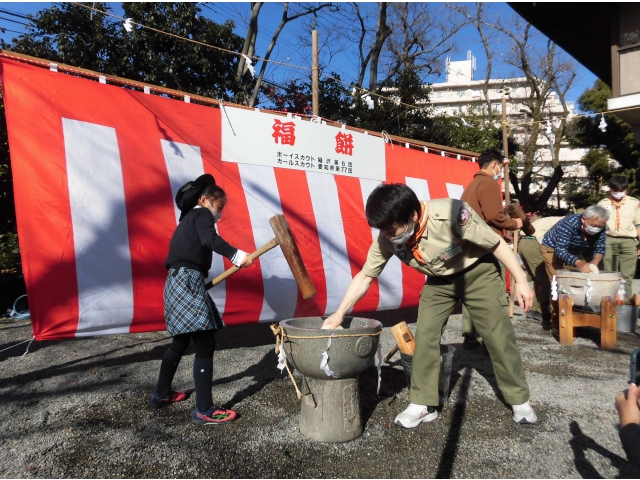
[
  {"xmin": 3, "ymin": 2, "xmax": 246, "ymax": 99},
  {"xmin": 0, "ymin": 2, "xmax": 248, "ymax": 272},
  {"xmin": 565, "ymin": 79, "xmax": 640, "ymax": 207},
  {"xmin": 563, "ymin": 148, "xmax": 613, "ymax": 207}
]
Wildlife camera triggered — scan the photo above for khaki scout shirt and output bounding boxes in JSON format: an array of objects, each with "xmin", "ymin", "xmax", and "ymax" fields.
[
  {"xmin": 598, "ymin": 196, "xmax": 640, "ymax": 238},
  {"xmin": 362, "ymin": 198, "xmax": 502, "ymax": 278},
  {"xmin": 530, "ymin": 216, "xmax": 564, "ymax": 243}
]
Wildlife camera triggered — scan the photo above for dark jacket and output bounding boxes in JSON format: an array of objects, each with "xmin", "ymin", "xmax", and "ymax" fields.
[
  {"xmin": 165, "ymin": 207, "xmax": 237, "ymax": 275},
  {"xmin": 620, "ymin": 423, "xmax": 640, "ymax": 469},
  {"xmin": 461, "ymin": 170, "xmax": 518, "ymax": 236}
]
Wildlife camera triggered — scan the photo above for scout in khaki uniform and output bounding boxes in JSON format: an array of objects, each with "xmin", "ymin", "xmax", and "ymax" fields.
[
  {"xmin": 597, "ymin": 175, "xmax": 640, "ymax": 299},
  {"xmin": 518, "ymin": 215, "xmax": 563, "ymax": 329},
  {"xmin": 322, "ymin": 183, "xmax": 537, "ymax": 427}
]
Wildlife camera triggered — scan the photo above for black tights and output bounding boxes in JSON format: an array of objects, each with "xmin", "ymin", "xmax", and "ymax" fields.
[
  {"xmin": 169, "ymin": 330, "xmax": 216, "ymax": 358},
  {"xmin": 155, "ymin": 330, "xmax": 216, "ymax": 411}
]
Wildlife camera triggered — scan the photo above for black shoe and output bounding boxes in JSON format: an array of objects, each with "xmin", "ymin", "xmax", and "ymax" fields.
[
  {"xmin": 462, "ymin": 334, "xmax": 481, "ymax": 349},
  {"xmin": 526, "ymin": 311, "xmax": 543, "ymax": 322}
]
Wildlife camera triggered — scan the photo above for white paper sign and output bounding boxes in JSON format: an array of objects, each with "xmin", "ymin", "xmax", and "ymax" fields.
[{"xmin": 222, "ymin": 107, "xmax": 386, "ymax": 181}]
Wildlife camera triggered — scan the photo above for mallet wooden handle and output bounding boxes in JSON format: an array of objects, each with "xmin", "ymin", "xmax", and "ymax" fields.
[
  {"xmin": 205, "ymin": 237, "xmax": 279, "ymax": 290},
  {"xmin": 509, "ymin": 232, "xmax": 519, "ymax": 317},
  {"xmin": 383, "ymin": 345, "xmax": 399, "ymax": 363}
]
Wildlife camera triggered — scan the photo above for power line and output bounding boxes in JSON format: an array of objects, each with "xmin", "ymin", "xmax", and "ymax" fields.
[
  {"xmin": 0, "ymin": 8, "xmax": 33, "ymax": 20},
  {"xmin": 0, "ymin": 27, "xmax": 32, "ymax": 36},
  {"xmin": 0, "ymin": 16, "xmax": 32, "ymax": 27},
  {"xmin": 70, "ymin": 2, "xmax": 432, "ymax": 112}
]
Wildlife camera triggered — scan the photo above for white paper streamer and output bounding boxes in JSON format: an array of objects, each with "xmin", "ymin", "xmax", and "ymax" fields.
[
  {"xmin": 551, "ymin": 275, "xmax": 558, "ymax": 301},
  {"xmin": 585, "ymin": 279, "xmax": 593, "ymax": 304},
  {"xmin": 242, "ymin": 54, "xmax": 255, "ymax": 78},
  {"xmin": 599, "ymin": 115, "xmax": 607, "ymax": 133},
  {"xmin": 320, "ymin": 336, "xmax": 339, "ymax": 378},
  {"xmin": 123, "ymin": 18, "xmax": 133, "ymax": 33},
  {"xmin": 375, "ymin": 341, "xmax": 382, "ymax": 394},
  {"xmin": 277, "ymin": 344, "xmax": 288, "ymax": 373},
  {"xmin": 618, "ymin": 279, "xmax": 626, "ymax": 302}
]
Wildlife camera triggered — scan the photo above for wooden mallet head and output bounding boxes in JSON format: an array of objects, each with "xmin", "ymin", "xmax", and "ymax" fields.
[
  {"xmin": 506, "ymin": 202, "xmax": 536, "ymax": 236},
  {"xmin": 269, "ymin": 215, "xmax": 317, "ymax": 299}
]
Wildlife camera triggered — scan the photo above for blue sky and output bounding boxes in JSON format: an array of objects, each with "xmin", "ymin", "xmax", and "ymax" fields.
[{"xmin": 0, "ymin": 2, "xmax": 598, "ymax": 108}]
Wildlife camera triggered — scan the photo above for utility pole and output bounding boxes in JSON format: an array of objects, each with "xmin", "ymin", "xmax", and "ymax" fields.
[{"xmin": 312, "ymin": 29, "xmax": 319, "ymax": 116}]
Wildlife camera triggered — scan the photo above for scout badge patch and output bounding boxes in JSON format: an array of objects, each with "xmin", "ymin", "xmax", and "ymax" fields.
[
  {"xmin": 394, "ymin": 243, "xmax": 408, "ymax": 259},
  {"xmin": 458, "ymin": 206, "xmax": 470, "ymax": 226}
]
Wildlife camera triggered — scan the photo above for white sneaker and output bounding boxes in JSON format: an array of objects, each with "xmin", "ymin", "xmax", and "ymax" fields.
[
  {"xmin": 394, "ymin": 403, "xmax": 438, "ymax": 428},
  {"xmin": 512, "ymin": 401, "xmax": 537, "ymax": 424}
]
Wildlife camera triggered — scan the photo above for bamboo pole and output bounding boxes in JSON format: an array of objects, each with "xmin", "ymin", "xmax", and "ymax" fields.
[{"xmin": 312, "ymin": 30, "xmax": 319, "ymax": 116}]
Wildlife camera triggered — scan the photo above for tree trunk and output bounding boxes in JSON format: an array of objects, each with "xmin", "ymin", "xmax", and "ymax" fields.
[
  {"xmin": 237, "ymin": 3, "xmax": 263, "ymax": 83},
  {"xmin": 368, "ymin": 2, "xmax": 391, "ymax": 95}
]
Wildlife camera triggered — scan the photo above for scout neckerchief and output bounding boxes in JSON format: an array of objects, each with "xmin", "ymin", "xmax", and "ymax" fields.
[
  {"xmin": 405, "ymin": 201, "xmax": 429, "ymax": 265},
  {"xmin": 610, "ymin": 195, "xmax": 627, "ymax": 231}
]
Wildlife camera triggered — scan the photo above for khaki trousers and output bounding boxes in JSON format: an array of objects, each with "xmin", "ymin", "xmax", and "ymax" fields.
[
  {"xmin": 603, "ymin": 236, "xmax": 638, "ymax": 299},
  {"xmin": 518, "ymin": 237, "xmax": 551, "ymax": 318},
  {"xmin": 461, "ymin": 258, "xmax": 505, "ymax": 336},
  {"xmin": 411, "ymin": 256, "xmax": 530, "ymax": 407}
]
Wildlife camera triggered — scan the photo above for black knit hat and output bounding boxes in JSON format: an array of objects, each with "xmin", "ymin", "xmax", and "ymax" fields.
[{"xmin": 175, "ymin": 173, "xmax": 216, "ymax": 221}]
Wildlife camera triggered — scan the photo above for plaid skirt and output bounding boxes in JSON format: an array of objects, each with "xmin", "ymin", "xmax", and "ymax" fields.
[{"xmin": 164, "ymin": 267, "xmax": 225, "ymax": 336}]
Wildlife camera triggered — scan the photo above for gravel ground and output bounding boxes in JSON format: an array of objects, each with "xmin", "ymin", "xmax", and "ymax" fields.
[{"xmin": 1, "ymin": 306, "xmax": 639, "ymax": 478}]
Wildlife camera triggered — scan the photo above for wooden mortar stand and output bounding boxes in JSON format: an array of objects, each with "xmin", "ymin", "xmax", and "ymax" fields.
[{"xmin": 558, "ymin": 294, "xmax": 617, "ymax": 350}]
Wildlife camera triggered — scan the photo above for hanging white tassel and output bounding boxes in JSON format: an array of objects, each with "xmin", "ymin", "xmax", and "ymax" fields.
[
  {"xmin": 599, "ymin": 115, "xmax": 607, "ymax": 133},
  {"xmin": 551, "ymin": 275, "xmax": 558, "ymax": 301}
]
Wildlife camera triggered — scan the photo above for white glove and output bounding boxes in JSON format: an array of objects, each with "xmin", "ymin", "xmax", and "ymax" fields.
[{"xmin": 231, "ymin": 249, "xmax": 248, "ymax": 267}]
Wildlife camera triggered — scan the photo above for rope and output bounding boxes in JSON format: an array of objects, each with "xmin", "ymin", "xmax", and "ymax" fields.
[
  {"xmin": 0, "ymin": 336, "xmax": 34, "ymax": 354},
  {"xmin": 270, "ymin": 324, "xmax": 302, "ymax": 399},
  {"xmin": 269, "ymin": 324, "xmax": 382, "ymax": 399},
  {"xmin": 50, "ymin": 4, "xmax": 640, "ymax": 135},
  {"xmin": 72, "ymin": 2, "xmax": 433, "ymax": 113}
]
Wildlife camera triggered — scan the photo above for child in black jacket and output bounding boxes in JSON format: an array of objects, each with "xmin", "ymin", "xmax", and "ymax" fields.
[{"xmin": 150, "ymin": 173, "xmax": 252, "ymax": 425}]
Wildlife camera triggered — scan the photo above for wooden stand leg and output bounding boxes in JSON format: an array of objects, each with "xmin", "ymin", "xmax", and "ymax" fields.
[
  {"xmin": 559, "ymin": 294, "xmax": 574, "ymax": 346},
  {"xmin": 600, "ymin": 296, "xmax": 617, "ymax": 350}
]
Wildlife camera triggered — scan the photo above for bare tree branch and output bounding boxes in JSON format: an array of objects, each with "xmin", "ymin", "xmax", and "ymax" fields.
[{"xmin": 247, "ymin": 2, "xmax": 335, "ymax": 108}]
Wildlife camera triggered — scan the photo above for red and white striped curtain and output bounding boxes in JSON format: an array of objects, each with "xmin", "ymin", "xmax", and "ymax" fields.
[{"xmin": 0, "ymin": 58, "xmax": 479, "ymax": 341}]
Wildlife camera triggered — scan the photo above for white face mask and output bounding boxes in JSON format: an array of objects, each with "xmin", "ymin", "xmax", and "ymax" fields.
[
  {"xmin": 493, "ymin": 164, "xmax": 501, "ymax": 181},
  {"xmin": 611, "ymin": 191, "xmax": 626, "ymax": 201},
  {"xmin": 584, "ymin": 225, "xmax": 602, "ymax": 235},
  {"xmin": 206, "ymin": 200, "xmax": 222, "ymax": 223},
  {"xmin": 387, "ymin": 221, "xmax": 414, "ymax": 245}
]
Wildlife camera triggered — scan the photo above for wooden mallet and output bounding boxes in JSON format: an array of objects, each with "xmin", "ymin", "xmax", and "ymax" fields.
[
  {"xmin": 505, "ymin": 203, "xmax": 531, "ymax": 317},
  {"xmin": 205, "ymin": 214, "xmax": 317, "ymax": 299}
]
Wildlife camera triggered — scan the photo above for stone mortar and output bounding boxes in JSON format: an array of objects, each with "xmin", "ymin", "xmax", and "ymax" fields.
[{"xmin": 279, "ymin": 316, "xmax": 382, "ymax": 380}]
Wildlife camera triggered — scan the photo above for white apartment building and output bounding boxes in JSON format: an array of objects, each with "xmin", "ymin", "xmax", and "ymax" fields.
[{"xmin": 424, "ymin": 51, "xmax": 590, "ymax": 208}]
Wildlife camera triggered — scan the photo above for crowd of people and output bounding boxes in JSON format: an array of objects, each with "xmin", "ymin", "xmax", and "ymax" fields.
[{"xmin": 147, "ymin": 152, "xmax": 639, "ymax": 466}]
